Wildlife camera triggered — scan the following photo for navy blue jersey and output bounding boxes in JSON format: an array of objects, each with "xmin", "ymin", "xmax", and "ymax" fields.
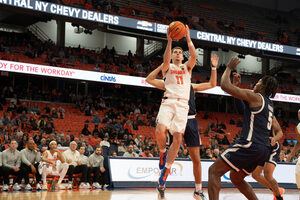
[
  {"xmin": 239, "ymin": 94, "xmax": 274, "ymax": 146},
  {"xmin": 188, "ymin": 85, "xmax": 196, "ymax": 115}
]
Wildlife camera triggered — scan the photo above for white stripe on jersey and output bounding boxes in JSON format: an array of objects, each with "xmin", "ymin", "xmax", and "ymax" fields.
[
  {"xmin": 164, "ymin": 63, "xmax": 191, "ymax": 101},
  {"xmin": 247, "ymin": 94, "xmax": 265, "ymax": 141}
]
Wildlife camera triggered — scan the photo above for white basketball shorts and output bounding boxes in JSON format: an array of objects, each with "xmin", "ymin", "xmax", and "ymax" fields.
[{"xmin": 156, "ymin": 98, "xmax": 189, "ymax": 134}]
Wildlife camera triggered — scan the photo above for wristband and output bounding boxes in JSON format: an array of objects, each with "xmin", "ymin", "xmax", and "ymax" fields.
[{"xmin": 211, "ymin": 67, "xmax": 217, "ymax": 70}]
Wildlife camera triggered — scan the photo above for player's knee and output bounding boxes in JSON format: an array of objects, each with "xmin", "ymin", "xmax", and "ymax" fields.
[{"xmin": 209, "ymin": 164, "xmax": 218, "ymax": 176}]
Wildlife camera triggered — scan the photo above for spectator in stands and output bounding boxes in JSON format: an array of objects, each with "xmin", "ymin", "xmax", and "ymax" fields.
[
  {"xmin": 140, "ymin": 146, "xmax": 153, "ymax": 157},
  {"xmin": 123, "ymin": 144, "xmax": 139, "ymax": 157},
  {"xmin": 78, "ymin": 145, "xmax": 89, "ymax": 165},
  {"xmin": 1, "ymin": 112, "xmax": 10, "ymax": 125},
  {"xmin": 44, "ymin": 121, "xmax": 54, "ymax": 134},
  {"xmin": 62, "ymin": 135, "xmax": 71, "ymax": 146},
  {"xmin": 19, "ymin": 139, "xmax": 42, "ymax": 190},
  {"xmin": 213, "ymin": 148, "xmax": 220, "ymax": 160},
  {"xmin": 100, "ymin": 135, "xmax": 110, "ymax": 148},
  {"xmin": 40, "ymin": 140, "xmax": 68, "ymax": 190},
  {"xmin": 18, "ymin": 134, "xmax": 29, "ymax": 151},
  {"xmin": 135, "ymin": 135, "xmax": 144, "ymax": 146},
  {"xmin": 93, "ymin": 124, "xmax": 100, "ymax": 137},
  {"xmin": 202, "ymin": 148, "xmax": 213, "ymax": 159},
  {"xmin": 229, "ymin": 118, "xmax": 235, "ymax": 125},
  {"xmin": 37, "ymin": 138, "xmax": 47, "ymax": 151},
  {"xmin": 2, "ymin": 139, "xmax": 21, "ymax": 191},
  {"xmin": 118, "ymin": 141, "xmax": 126, "ymax": 156},
  {"xmin": 31, "ymin": 103, "xmax": 40, "ymax": 115},
  {"xmin": 81, "ymin": 124, "xmax": 91, "ymax": 136},
  {"xmin": 87, "ymin": 146, "xmax": 108, "ymax": 189},
  {"xmin": 43, "ymin": 104, "xmax": 51, "ymax": 114},
  {"xmin": 148, "ymin": 116, "xmax": 156, "ymax": 127},
  {"xmin": 63, "ymin": 141, "xmax": 90, "ymax": 189},
  {"xmin": 57, "ymin": 106, "xmax": 65, "ymax": 119},
  {"xmin": 92, "ymin": 113, "xmax": 101, "ymax": 123}
]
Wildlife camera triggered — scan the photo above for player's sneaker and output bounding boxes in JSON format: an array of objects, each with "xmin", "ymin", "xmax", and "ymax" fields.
[
  {"xmin": 156, "ymin": 183, "xmax": 166, "ymax": 200},
  {"xmin": 158, "ymin": 167, "xmax": 170, "ymax": 186},
  {"xmin": 193, "ymin": 190, "xmax": 207, "ymax": 200},
  {"xmin": 273, "ymin": 187, "xmax": 285, "ymax": 200},
  {"xmin": 159, "ymin": 151, "xmax": 168, "ymax": 170},
  {"xmin": 36, "ymin": 183, "xmax": 42, "ymax": 190}
]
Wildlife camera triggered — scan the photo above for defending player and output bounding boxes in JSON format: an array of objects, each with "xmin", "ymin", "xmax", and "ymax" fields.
[
  {"xmin": 232, "ymin": 72, "xmax": 284, "ymax": 200},
  {"xmin": 208, "ymin": 57, "xmax": 280, "ymax": 200}
]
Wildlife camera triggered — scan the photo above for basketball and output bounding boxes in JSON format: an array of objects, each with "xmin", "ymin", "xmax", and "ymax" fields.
[{"xmin": 168, "ymin": 21, "xmax": 186, "ymax": 40}]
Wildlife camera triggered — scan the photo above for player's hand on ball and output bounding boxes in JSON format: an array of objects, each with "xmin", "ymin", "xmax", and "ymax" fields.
[
  {"xmin": 227, "ymin": 57, "xmax": 240, "ymax": 70},
  {"xmin": 166, "ymin": 28, "xmax": 172, "ymax": 42}
]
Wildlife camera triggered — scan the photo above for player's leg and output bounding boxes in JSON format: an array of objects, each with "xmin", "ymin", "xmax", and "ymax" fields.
[
  {"xmin": 156, "ymin": 101, "xmax": 173, "ymax": 170},
  {"xmin": 263, "ymin": 163, "xmax": 283, "ymax": 200},
  {"xmin": 252, "ymin": 165, "xmax": 272, "ymax": 189},
  {"xmin": 230, "ymin": 170, "xmax": 258, "ymax": 200},
  {"xmin": 189, "ymin": 146, "xmax": 206, "ymax": 200},
  {"xmin": 296, "ymin": 159, "xmax": 300, "ymax": 192},
  {"xmin": 208, "ymin": 158, "xmax": 231, "ymax": 200},
  {"xmin": 158, "ymin": 132, "xmax": 183, "ymax": 186}
]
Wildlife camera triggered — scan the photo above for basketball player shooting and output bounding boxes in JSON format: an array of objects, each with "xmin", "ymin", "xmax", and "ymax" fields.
[
  {"xmin": 208, "ymin": 57, "xmax": 280, "ymax": 200},
  {"xmin": 153, "ymin": 24, "xmax": 196, "ymax": 200},
  {"xmin": 146, "ymin": 54, "xmax": 218, "ymax": 200}
]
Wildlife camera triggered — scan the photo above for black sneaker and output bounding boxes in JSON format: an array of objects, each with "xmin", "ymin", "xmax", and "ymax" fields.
[
  {"xmin": 156, "ymin": 183, "xmax": 166, "ymax": 200},
  {"xmin": 193, "ymin": 190, "xmax": 207, "ymax": 200}
]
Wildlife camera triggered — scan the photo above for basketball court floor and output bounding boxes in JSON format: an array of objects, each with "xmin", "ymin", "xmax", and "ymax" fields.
[{"xmin": 1, "ymin": 188, "xmax": 299, "ymax": 200}]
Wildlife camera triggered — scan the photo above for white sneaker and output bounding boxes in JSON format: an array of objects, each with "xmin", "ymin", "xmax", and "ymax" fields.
[
  {"xmin": 67, "ymin": 183, "xmax": 73, "ymax": 190},
  {"xmin": 25, "ymin": 184, "xmax": 32, "ymax": 191},
  {"xmin": 85, "ymin": 183, "xmax": 91, "ymax": 189},
  {"xmin": 42, "ymin": 184, "xmax": 48, "ymax": 190},
  {"xmin": 103, "ymin": 184, "xmax": 109, "ymax": 189},
  {"xmin": 79, "ymin": 182, "xmax": 86, "ymax": 189},
  {"xmin": 92, "ymin": 182, "xmax": 102, "ymax": 189},
  {"xmin": 2, "ymin": 184, "xmax": 9, "ymax": 191},
  {"xmin": 36, "ymin": 183, "xmax": 42, "ymax": 190},
  {"xmin": 13, "ymin": 183, "xmax": 21, "ymax": 191}
]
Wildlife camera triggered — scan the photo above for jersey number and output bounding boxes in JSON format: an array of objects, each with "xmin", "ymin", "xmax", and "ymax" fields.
[
  {"xmin": 267, "ymin": 111, "xmax": 272, "ymax": 130},
  {"xmin": 176, "ymin": 76, "xmax": 183, "ymax": 85}
]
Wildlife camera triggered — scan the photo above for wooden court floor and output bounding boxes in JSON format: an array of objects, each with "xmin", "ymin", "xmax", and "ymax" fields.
[{"xmin": 0, "ymin": 188, "xmax": 299, "ymax": 200}]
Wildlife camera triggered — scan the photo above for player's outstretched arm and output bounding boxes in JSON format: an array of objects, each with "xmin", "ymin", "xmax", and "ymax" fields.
[
  {"xmin": 184, "ymin": 25, "xmax": 196, "ymax": 72},
  {"xmin": 162, "ymin": 30, "xmax": 172, "ymax": 75},
  {"xmin": 146, "ymin": 65, "xmax": 165, "ymax": 91},
  {"xmin": 286, "ymin": 126, "xmax": 300, "ymax": 162},
  {"xmin": 221, "ymin": 57, "xmax": 261, "ymax": 106},
  {"xmin": 192, "ymin": 54, "xmax": 218, "ymax": 92}
]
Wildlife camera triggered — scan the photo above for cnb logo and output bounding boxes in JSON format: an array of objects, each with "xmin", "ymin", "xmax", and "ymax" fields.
[{"xmin": 100, "ymin": 74, "xmax": 116, "ymax": 82}]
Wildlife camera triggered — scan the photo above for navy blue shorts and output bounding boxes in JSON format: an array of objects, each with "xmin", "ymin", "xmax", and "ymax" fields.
[
  {"xmin": 262, "ymin": 142, "xmax": 281, "ymax": 166},
  {"xmin": 220, "ymin": 140, "xmax": 269, "ymax": 175},
  {"xmin": 184, "ymin": 118, "xmax": 201, "ymax": 147}
]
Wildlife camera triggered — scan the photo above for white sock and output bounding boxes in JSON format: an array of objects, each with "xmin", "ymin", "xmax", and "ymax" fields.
[
  {"xmin": 160, "ymin": 149, "xmax": 166, "ymax": 153},
  {"xmin": 195, "ymin": 183, "xmax": 202, "ymax": 192}
]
